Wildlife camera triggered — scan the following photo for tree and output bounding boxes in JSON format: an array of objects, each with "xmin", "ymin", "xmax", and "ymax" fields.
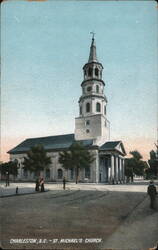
[
  {"xmin": 59, "ymin": 142, "xmax": 95, "ymax": 184},
  {"xmin": 125, "ymin": 158, "xmax": 134, "ymax": 182},
  {"xmin": 0, "ymin": 160, "xmax": 19, "ymax": 184},
  {"xmin": 147, "ymin": 150, "xmax": 158, "ymax": 178},
  {"xmin": 130, "ymin": 151, "xmax": 142, "ymax": 161},
  {"xmin": 23, "ymin": 144, "xmax": 51, "ymax": 177},
  {"xmin": 125, "ymin": 150, "xmax": 147, "ymax": 181}
]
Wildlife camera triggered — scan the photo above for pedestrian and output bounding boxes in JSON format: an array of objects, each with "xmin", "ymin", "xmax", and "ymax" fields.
[
  {"xmin": 147, "ymin": 180, "xmax": 157, "ymax": 209},
  {"xmin": 63, "ymin": 177, "xmax": 66, "ymax": 190},
  {"xmin": 35, "ymin": 178, "xmax": 40, "ymax": 191},
  {"xmin": 16, "ymin": 186, "xmax": 19, "ymax": 194},
  {"xmin": 5, "ymin": 171, "xmax": 9, "ymax": 187},
  {"xmin": 40, "ymin": 177, "xmax": 45, "ymax": 192}
]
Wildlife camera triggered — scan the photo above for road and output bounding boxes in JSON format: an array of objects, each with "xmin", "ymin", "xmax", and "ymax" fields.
[{"xmin": 0, "ymin": 181, "xmax": 158, "ymax": 249}]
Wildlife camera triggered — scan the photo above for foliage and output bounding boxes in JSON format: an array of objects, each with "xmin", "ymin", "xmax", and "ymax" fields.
[
  {"xmin": 125, "ymin": 150, "xmax": 147, "ymax": 180},
  {"xmin": 23, "ymin": 144, "xmax": 51, "ymax": 177},
  {"xmin": 125, "ymin": 158, "xmax": 134, "ymax": 181},
  {"xmin": 0, "ymin": 160, "xmax": 19, "ymax": 177},
  {"xmin": 130, "ymin": 151, "xmax": 142, "ymax": 161},
  {"xmin": 59, "ymin": 142, "xmax": 95, "ymax": 183},
  {"xmin": 147, "ymin": 150, "xmax": 158, "ymax": 178}
]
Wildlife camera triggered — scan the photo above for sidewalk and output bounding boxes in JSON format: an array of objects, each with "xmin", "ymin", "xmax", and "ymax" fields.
[
  {"xmin": 104, "ymin": 195, "xmax": 158, "ymax": 250},
  {"xmin": 0, "ymin": 180, "xmax": 157, "ymax": 197},
  {"xmin": 0, "ymin": 183, "xmax": 37, "ymax": 197}
]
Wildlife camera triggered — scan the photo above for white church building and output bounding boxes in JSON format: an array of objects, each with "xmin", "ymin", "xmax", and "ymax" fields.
[{"xmin": 8, "ymin": 37, "xmax": 126, "ymax": 183}]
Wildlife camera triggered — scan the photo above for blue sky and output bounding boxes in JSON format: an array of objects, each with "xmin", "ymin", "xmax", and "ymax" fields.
[{"xmin": 1, "ymin": 0, "xmax": 158, "ymax": 161}]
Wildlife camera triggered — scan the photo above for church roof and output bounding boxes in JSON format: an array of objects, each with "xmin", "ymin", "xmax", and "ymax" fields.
[
  {"xmin": 8, "ymin": 134, "xmax": 94, "ymax": 154},
  {"xmin": 100, "ymin": 141, "xmax": 126, "ymax": 156}
]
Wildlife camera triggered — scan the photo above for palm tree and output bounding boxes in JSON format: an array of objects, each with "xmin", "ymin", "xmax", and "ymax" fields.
[
  {"xmin": 59, "ymin": 142, "xmax": 94, "ymax": 183},
  {"xmin": 23, "ymin": 144, "xmax": 51, "ymax": 178}
]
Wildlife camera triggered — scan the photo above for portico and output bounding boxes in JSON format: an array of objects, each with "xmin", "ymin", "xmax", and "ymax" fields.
[{"xmin": 98, "ymin": 141, "xmax": 126, "ymax": 183}]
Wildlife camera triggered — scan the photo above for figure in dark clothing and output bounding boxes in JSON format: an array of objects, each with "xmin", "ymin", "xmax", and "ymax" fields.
[
  {"xmin": 147, "ymin": 181, "xmax": 157, "ymax": 209},
  {"xmin": 40, "ymin": 178, "xmax": 45, "ymax": 192},
  {"xmin": 63, "ymin": 177, "xmax": 66, "ymax": 190},
  {"xmin": 35, "ymin": 178, "xmax": 40, "ymax": 191},
  {"xmin": 6, "ymin": 172, "xmax": 10, "ymax": 187}
]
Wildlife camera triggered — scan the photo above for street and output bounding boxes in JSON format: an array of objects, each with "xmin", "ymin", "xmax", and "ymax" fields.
[{"xmin": 0, "ymin": 181, "xmax": 158, "ymax": 249}]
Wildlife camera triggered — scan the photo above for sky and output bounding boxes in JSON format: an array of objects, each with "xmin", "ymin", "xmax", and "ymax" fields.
[{"xmin": 1, "ymin": 0, "xmax": 158, "ymax": 162}]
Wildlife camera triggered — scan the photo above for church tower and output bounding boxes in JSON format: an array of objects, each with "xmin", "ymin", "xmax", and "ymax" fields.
[{"xmin": 75, "ymin": 35, "xmax": 110, "ymax": 145}]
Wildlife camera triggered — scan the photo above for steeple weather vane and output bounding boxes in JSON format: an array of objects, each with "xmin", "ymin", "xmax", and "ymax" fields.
[{"xmin": 90, "ymin": 31, "xmax": 95, "ymax": 39}]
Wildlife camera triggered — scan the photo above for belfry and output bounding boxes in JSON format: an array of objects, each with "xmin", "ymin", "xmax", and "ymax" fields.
[
  {"xmin": 8, "ymin": 36, "xmax": 126, "ymax": 184},
  {"xmin": 75, "ymin": 36, "xmax": 109, "ymax": 146}
]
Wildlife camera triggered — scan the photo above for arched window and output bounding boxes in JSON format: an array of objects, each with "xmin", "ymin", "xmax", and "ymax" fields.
[
  {"xmin": 96, "ymin": 102, "xmax": 101, "ymax": 112},
  {"xmin": 23, "ymin": 169, "xmax": 28, "ymax": 178},
  {"xmin": 58, "ymin": 169, "xmax": 63, "ymax": 179},
  {"xmin": 86, "ymin": 102, "xmax": 90, "ymax": 113},
  {"xmin": 95, "ymin": 68, "xmax": 99, "ymax": 76},
  {"xmin": 46, "ymin": 169, "xmax": 50, "ymax": 179},
  {"xmin": 86, "ymin": 120, "xmax": 90, "ymax": 125},
  {"xmin": 88, "ymin": 68, "xmax": 92, "ymax": 77},
  {"xmin": 70, "ymin": 168, "xmax": 74, "ymax": 179},
  {"xmin": 80, "ymin": 106, "xmax": 82, "ymax": 115},
  {"xmin": 85, "ymin": 167, "xmax": 90, "ymax": 178},
  {"xmin": 96, "ymin": 85, "xmax": 99, "ymax": 93},
  {"xmin": 87, "ymin": 86, "xmax": 92, "ymax": 92}
]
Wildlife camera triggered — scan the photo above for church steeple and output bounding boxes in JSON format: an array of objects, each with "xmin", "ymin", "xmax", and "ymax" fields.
[
  {"xmin": 75, "ymin": 36, "xmax": 110, "ymax": 145},
  {"xmin": 88, "ymin": 36, "xmax": 98, "ymax": 63}
]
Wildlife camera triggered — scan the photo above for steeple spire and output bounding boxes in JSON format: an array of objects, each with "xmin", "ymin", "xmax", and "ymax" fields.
[{"xmin": 88, "ymin": 32, "xmax": 98, "ymax": 63}]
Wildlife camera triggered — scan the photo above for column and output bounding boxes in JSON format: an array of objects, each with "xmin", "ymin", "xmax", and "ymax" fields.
[
  {"xmin": 111, "ymin": 155, "xmax": 115, "ymax": 182},
  {"xmin": 121, "ymin": 158, "xmax": 124, "ymax": 181},
  {"xmin": 122, "ymin": 158, "xmax": 125, "ymax": 182},
  {"xmin": 115, "ymin": 156, "xmax": 119, "ymax": 183},
  {"xmin": 108, "ymin": 158, "xmax": 111, "ymax": 183},
  {"xmin": 50, "ymin": 167, "xmax": 53, "ymax": 181},
  {"xmin": 95, "ymin": 151, "xmax": 99, "ymax": 183},
  {"xmin": 114, "ymin": 155, "xmax": 116, "ymax": 183},
  {"xmin": 118, "ymin": 156, "xmax": 120, "ymax": 181},
  {"xmin": 120, "ymin": 157, "xmax": 123, "ymax": 182}
]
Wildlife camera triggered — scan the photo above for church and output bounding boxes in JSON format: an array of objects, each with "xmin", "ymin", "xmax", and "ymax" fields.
[{"xmin": 8, "ymin": 36, "xmax": 126, "ymax": 183}]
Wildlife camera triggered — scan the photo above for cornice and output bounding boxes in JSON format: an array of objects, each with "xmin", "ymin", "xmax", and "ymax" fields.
[
  {"xmin": 79, "ymin": 94, "xmax": 107, "ymax": 103},
  {"xmin": 81, "ymin": 78, "xmax": 105, "ymax": 86}
]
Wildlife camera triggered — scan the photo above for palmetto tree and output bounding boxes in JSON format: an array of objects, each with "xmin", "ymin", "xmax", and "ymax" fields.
[
  {"xmin": 59, "ymin": 142, "xmax": 94, "ymax": 183},
  {"xmin": 23, "ymin": 144, "xmax": 51, "ymax": 177}
]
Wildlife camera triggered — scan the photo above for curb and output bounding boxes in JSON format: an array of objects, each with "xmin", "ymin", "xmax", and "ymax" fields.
[{"xmin": 0, "ymin": 190, "xmax": 49, "ymax": 198}]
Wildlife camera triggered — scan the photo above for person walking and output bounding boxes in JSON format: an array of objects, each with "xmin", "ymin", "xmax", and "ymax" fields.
[
  {"xmin": 6, "ymin": 171, "xmax": 9, "ymax": 187},
  {"xmin": 35, "ymin": 178, "xmax": 40, "ymax": 191},
  {"xmin": 147, "ymin": 180, "xmax": 157, "ymax": 209},
  {"xmin": 63, "ymin": 177, "xmax": 66, "ymax": 190},
  {"xmin": 40, "ymin": 177, "xmax": 45, "ymax": 192}
]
